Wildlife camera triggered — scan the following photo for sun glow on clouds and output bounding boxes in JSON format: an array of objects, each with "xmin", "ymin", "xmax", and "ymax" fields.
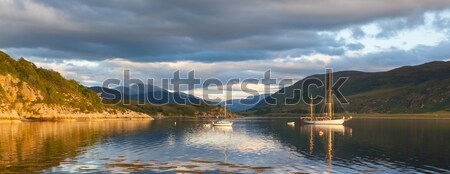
[
  {"xmin": 27, "ymin": 57, "xmax": 319, "ymax": 99},
  {"xmin": 30, "ymin": 58, "xmax": 101, "ymax": 85},
  {"xmin": 185, "ymin": 83, "xmax": 278, "ymax": 101},
  {"xmin": 10, "ymin": 7, "xmax": 450, "ymax": 100},
  {"xmin": 274, "ymin": 54, "xmax": 340, "ymax": 66}
]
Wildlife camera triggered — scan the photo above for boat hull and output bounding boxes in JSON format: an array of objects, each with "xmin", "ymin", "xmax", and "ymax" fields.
[{"xmin": 303, "ymin": 117, "xmax": 352, "ymax": 125}]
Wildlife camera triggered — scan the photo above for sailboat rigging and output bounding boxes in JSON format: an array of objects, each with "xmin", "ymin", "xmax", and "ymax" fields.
[
  {"xmin": 212, "ymin": 94, "xmax": 233, "ymax": 126},
  {"xmin": 302, "ymin": 69, "xmax": 352, "ymax": 125}
]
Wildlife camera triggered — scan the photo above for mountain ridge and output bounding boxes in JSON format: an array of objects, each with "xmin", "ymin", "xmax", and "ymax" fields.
[
  {"xmin": 89, "ymin": 86, "xmax": 239, "ymax": 117},
  {"xmin": 248, "ymin": 61, "xmax": 450, "ymax": 115}
]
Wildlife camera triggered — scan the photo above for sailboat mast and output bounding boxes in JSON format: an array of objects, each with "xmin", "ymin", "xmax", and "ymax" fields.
[
  {"xmin": 310, "ymin": 94, "xmax": 314, "ymax": 119},
  {"xmin": 224, "ymin": 96, "xmax": 227, "ymax": 117},
  {"xmin": 327, "ymin": 69, "xmax": 333, "ymax": 119}
]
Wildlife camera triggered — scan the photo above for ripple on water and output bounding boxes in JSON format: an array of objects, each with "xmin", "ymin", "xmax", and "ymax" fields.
[{"xmin": 3, "ymin": 118, "xmax": 446, "ymax": 173}]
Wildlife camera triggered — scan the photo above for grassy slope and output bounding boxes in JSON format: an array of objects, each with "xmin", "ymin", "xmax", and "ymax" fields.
[
  {"xmin": 245, "ymin": 61, "xmax": 450, "ymax": 116},
  {"xmin": 0, "ymin": 51, "xmax": 112, "ymax": 113}
]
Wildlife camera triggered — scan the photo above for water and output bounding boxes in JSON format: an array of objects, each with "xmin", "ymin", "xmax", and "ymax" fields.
[{"xmin": 0, "ymin": 118, "xmax": 449, "ymax": 173}]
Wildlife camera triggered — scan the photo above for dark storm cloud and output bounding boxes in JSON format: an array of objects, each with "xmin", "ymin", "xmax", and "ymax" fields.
[{"xmin": 1, "ymin": 0, "xmax": 450, "ymax": 62}]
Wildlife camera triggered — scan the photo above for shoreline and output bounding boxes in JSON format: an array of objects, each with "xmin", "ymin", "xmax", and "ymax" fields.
[
  {"xmin": 0, "ymin": 117, "xmax": 154, "ymax": 122},
  {"xmin": 240, "ymin": 112, "xmax": 450, "ymax": 119},
  {"xmin": 350, "ymin": 113, "xmax": 450, "ymax": 118},
  {"xmin": 0, "ymin": 110, "xmax": 154, "ymax": 122},
  {"xmin": 2, "ymin": 113, "xmax": 449, "ymax": 121}
]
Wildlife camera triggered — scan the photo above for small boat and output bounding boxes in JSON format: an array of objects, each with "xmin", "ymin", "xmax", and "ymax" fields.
[
  {"xmin": 212, "ymin": 119, "xmax": 233, "ymax": 126},
  {"xmin": 212, "ymin": 95, "xmax": 234, "ymax": 127},
  {"xmin": 302, "ymin": 69, "xmax": 352, "ymax": 125},
  {"xmin": 303, "ymin": 117, "xmax": 352, "ymax": 125},
  {"xmin": 287, "ymin": 122, "xmax": 295, "ymax": 126}
]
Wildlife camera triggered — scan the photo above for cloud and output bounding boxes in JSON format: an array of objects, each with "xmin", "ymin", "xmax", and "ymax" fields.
[
  {"xmin": 19, "ymin": 35, "xmax": 449, "ymax": 100},
  {"xmin": 1, "ymin": 0, "xmax": 450, "ymax": 62},
  {"xmin": 350, "ymin": 27, "xmax": 366, "ymax": 39},
  {"xmin": 375, "ymin": 12, "xmax": 426, "ymax": 38},
  {"xmin": 346, "ymin": 43, "xmax": 365, "ymax": 51},
  {"xmin": 2, "ymin": 1, "xmax": 450, "ymax": 100}
]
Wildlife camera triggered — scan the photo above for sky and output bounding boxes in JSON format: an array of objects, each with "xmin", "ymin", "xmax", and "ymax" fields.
[{"xmin": 1, "ymin": 0, "xmax": 450, "ymax": 100}]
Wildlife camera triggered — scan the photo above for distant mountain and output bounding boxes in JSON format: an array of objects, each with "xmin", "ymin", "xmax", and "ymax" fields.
[
  {"xmin": 247, "ymin": 61, "xmax": 450, "ymax": 115},
  {"xmin": 218, "ymin": 93, "xmax": 271, "ymax": 112},
  {"xmin": 115, "ymin": 85, "xmax": 163, "ymax": 95},
  {"xmin": 0, "ymin": 51, "xmax": 151, "ymax": 120},
  {"xmin": 90, "ymin": 85, "xmax": 204, "ymax": 105},
  {"xmin": 89, "ymin": 86, "xmax": 238, "ymax": 117}
]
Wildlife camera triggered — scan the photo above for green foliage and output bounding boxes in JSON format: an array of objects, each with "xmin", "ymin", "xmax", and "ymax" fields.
[
  {"xmin": 0, "ymin": 51, "xmax": 105, "ymax": 113},
  {"xmin": 249, "ymin": 61, "xmax": 450, "ymax": 115}
]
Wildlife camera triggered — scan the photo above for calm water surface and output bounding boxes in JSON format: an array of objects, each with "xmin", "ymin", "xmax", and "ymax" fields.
[{"xmin": 0, "ymin": 118, "xmax": 449, "ymax": 173}]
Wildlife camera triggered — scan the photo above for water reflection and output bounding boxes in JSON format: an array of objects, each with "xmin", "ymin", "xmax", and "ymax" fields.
[
  {"xmin": 0, "ymin": 120, "xmax": 152, "ymax": 173},
  {"xmin": 186, "ymin": 126, "xmax": 279, "ymax": 154},
  {"xmin": 300, "ymin": 125, "xmax": 352, "ymax": 173},
  {"xmin": 0, "ymin": 118, "xmax": 448, "ymax": 173}
]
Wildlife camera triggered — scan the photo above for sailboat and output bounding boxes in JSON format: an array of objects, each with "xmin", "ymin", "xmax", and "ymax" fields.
[
  {"xmin": 212, "ymin": 96, "xmax": 233, "ymax": 126},
  {"xmin": 302, "ymin": 70, "xmax": 352, "ymax": 125}
]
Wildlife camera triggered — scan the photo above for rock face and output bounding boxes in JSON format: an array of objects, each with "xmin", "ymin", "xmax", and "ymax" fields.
[{"xmin": 0, "ymin": 51, "xmax": 153, "ymax": 120}]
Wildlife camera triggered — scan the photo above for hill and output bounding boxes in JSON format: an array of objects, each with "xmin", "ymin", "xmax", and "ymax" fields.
[
  {"xmin": 0, "ymin": 51, "xmax": 152, "ymax": 120},
  {"xmin": 89, "ymin": 87, "xmax": 238, "ymax": 117},
  {"xmin": 247, "ymin": 61, "xmax": 450, "ymax": 115},
  {"xmin": 116, "ymin": 85, "xmax": 204, "ymax": 105},
  {"xmin": 218, "ymin": 93, "xmax": 271, "ymax": 112}
]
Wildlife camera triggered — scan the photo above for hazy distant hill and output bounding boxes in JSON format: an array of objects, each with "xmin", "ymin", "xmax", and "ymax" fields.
[
  {"xmin": 0, "ymin": 51, "xmax": 151, "ymax": 120},
  {"xmin": 89, "ymin": 86, "xmax": 237, "ymax": 117},
  {"xmin": 90, "ymin": 85, "xmax": 204, "ymax": 105},
  {"xmin": 247, "ymin": 61, "xmax": 450, "ymax": 115},
  {"xmin": 218, "ymin": 93, "xmax": 271, "ymax": 112}
]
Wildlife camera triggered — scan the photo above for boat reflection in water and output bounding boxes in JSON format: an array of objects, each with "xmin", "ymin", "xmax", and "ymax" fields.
[
  {"xmin": 211, "ymin": 125, "xmax": 233, "ymax": 133},
  {"xmin": 300, "ymin": 124, "xmax": 353, "ymax": 173},
  {"xmin": 2, "ymin": 118, "xmax": 447, "ymax": 173}
]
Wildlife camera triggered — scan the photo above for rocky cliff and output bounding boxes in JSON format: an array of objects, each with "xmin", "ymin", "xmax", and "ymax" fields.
[{"xmin": 0, "ymin": 51, "xmax": 153, "ymax": 120}]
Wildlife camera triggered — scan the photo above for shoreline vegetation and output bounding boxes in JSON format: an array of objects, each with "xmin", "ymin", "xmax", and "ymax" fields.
[
  {"xmin": 0, "ymin": 108, "xmax": 154, "ymax": 121},
  {"xmin": 5, "ymin": 112, "xmax": 450, "ymax": 121},
  {"xmin": 241, "ymin": 112, "xmax": 450, "ymax": 119},
  {"xmin": 351, "ymin": 112, "xmax": 450, "ymax": 118},
  {"xmin": 0, "ymin": 51, "xmax": 154, "ymax": 121},
  {"xmin": 248, "ymin": 61, "xmax": 450, "ymax": 115},
  {"xmin": 0, "ymin": 117, "xmax": 153, "ymax": 122}
]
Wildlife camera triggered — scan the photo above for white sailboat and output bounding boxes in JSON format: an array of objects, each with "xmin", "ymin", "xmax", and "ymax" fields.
[
  {"xmin": 212, "ymin": 119, "xmax": 233, "ymax": 126},
  {"xmin": 303, "ymin": 117, "xmax": 350, "ymax": 125},
  {"xmin": 302, "ymin": 70, "xmax": 352, "ymax": 125},
  {"xmin": 212, "ymin": 96, "xmax": 233, "ymax": 126}
]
